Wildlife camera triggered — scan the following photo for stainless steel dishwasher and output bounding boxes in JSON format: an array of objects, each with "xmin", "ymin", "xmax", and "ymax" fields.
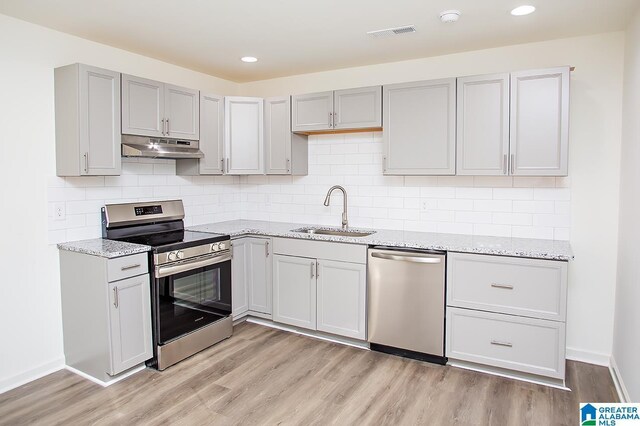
[{"xmin": 367, "ymin": 247, "xmax": 447, "ymax": 364}]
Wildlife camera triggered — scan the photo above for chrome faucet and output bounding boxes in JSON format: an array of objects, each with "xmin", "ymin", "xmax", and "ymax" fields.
[{"xmin": 323, "ymin": 185, "xmax": 348, "ymax": 229}]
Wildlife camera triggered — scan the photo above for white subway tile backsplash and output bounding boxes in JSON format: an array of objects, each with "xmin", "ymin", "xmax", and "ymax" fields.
[
  {"xmin": 512, "ymin": 200, "xmax": 555, "ymax": 214},
  {"xmin": 455, "ymin": 187, "xmax": 493, "ymax": 200},
  {"xmin": 48, "ymin": 134, "xmax": 571, "ymax": 242},
  {"xmin": 493, "ymin": 188, "xmax": 534, "ymax": 200},
  {"xmin": 473, "ymin": 200, "xmax": 512, "ymax": 212},
  {"xmin": 534, "ymin": 188, "xmax": 571, "ymax": 200}
]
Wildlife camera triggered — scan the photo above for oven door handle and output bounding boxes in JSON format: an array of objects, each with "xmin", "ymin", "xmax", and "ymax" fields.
[{"xmin": 155, "ymin": 253, "xmax": 231, "ymax": 278}]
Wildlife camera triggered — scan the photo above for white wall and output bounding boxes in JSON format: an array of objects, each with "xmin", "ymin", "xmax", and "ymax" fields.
[
  {"xmin": 0, "ymin": 14, "xmax": 240, "ymax": 393},
  {"xmin": 242, "ymin": 33, "xmax": 626, "ymax": 364},
  {"xmin": 613, "ymin": 7, "xmax": 640, "ymax": 402},
  {"xmin": 241, "ymin": 132, "xmax": 572, "ymax": 240}
]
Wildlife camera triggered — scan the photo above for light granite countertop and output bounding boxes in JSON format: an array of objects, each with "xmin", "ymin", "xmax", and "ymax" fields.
[
  {"xmin": 57, "ymin": 238, "xmax": 151, "ymax": 259},
  {"xmin": 188, "ymin": 219, "xmax": 574, "ymax": 261}
]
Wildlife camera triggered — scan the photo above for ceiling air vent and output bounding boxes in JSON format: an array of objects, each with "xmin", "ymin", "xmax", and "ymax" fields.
[{"xmin": 367, "ymin": 25, "xmax": 417, "ymax": 38}]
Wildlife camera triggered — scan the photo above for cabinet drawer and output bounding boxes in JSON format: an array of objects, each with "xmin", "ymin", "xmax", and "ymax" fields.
[
  {"xmin": 447, "ymin": 253, "xmax": 567, "ymax": 321},
  {"xmin": 273, "ymin": 238, "xmax": 366, "ymax": 264},
  {"xmin": 446, "ymin": 307, "xmax": 565, "ymax": 379},
  {"xmin": 107, "ymin": 253, "xmax": 149, "ymax": 282}
]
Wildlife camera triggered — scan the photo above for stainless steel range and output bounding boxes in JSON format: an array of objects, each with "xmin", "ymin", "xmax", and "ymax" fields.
[{"xmin": 101, "ymin": 200, "xmax": 232, "ymax": 370}]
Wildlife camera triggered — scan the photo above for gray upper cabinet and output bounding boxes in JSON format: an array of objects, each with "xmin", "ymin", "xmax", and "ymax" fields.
[
  {"xmin": 291, "ymin": 91, "xmax": 334, "ymax": 132},
  {"xmin": 291, "ymin": 86, "xmax": 382, "ymax": 133},
  {"xmin": 164, "ymin": 84, "xmax": 200, "ymax": 140},
  {"xmin": 121, "ymin": 74, "xmax": 164, "ymax": 138},
  {"xmin": 122, "ymin": 75, "xmax": 199, "ymax": 141},
  {"xmin": 456, "ymin": 74, "xmax": 510, "ymax": 176},
  {"xmin": 333, "ymin": 86, "xmax": 382, "ymax": 130},
  {"xmin": 510, "ymin": 67, "xmax": 570, "ymax": 176},
  {"xmin": 383, "ymin": 79, "xmax": 456, "ymax": 175},
  {"xmin": 55, "ymin": 63, "xmax": 121, "ymax": 176},
  {"xmin": 265, "ymin": 96, "xmax": 308, "ymax": 175},
  {"xmin": 177, "ymin": 93, "xmax": 224, "ymax": 175},
  {"xmin": 224, "ymin": 96, "xmax": 264, "ymax": 175},
  {"xmin": 198, "ymin": 93, "xmax": 224, "ymax": 174}
]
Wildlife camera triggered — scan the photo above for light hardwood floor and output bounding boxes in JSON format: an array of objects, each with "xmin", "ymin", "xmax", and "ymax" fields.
[{"xmin": 0, "ymin": 322, "xmax": 618, "ymax": 425}]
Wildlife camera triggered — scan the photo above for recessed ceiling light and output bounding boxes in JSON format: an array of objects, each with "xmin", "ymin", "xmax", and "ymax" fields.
[
  {"xmin": 511, "ymin": 5, "xmax": 536, "ymax": 16},
  {"xmin": 440, "ymin": 10, "xmax": 461, "ymax": 23},
  {"xmin": 241, "ymin": 56, "xmax": 258, "ymax": 63}
]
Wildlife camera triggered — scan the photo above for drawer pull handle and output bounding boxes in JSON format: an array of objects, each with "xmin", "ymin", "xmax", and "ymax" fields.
[
  {"xmin": 121, "ymin": 263, "xmax": 141, "ymax": 271},
  {"xmin": 491, "ymin": 340, "xmax": 513, "ymax": 348},
  {"xmin": 491, "ymin": 283, "xmax": 514, "ymax": 290}
]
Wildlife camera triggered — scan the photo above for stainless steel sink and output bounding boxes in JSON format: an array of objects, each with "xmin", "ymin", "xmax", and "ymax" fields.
[{"xmin": 292, "ymin": 227, "xmax": 375, "ymax": 237}]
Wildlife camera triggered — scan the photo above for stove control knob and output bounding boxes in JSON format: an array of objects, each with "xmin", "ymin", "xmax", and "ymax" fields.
[
  {"xmin": 176, "ymin": 251, "xmax": 185, "ymax": 259},
  {"xmin": 218, "ymin": 242, "xmax": 226, "ymax": 250},
  {"xmin": 211, "ymin": 243, "xmax": 219, "ymax": 252},
  {"xmin": 168, "ymin": 251, "xmax": 177, "ymax": 261}
]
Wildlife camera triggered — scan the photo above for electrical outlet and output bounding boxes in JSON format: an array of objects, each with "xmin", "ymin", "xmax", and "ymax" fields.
[
  {"xmin": 421, "ymin": 201, "xmax": 430, "ymax": 212},
  {"xmin": 54, "ymin": 203, "xmax": 66, "ymax": 221}
]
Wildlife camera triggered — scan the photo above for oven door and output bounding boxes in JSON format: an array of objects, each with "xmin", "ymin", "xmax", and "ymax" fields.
[{"xmin": 155, "ymin": 253, "xmax": 231, "ymax": 345}]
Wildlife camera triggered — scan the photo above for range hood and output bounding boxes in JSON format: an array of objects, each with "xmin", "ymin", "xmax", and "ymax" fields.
[{"xmin": 121, "ymin": 135, "xmax": 204, "ymax": 159}]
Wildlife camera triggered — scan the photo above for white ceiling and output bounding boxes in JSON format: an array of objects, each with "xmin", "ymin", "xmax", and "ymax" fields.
[{"xmin": 0, "ymin": 0, "xmax": 637, "ymax": 82}]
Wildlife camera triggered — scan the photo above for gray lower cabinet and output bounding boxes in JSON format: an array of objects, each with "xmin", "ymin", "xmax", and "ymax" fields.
[
  {"xmin": 446, "ymin": 252, "xmax": 568, "ymax": 382},
  {"xmin": 316, "ymin": 259, "xmax": 366, "ymax": 340},
  {"xmin": 107, "ymin": 275, "xmax": 153, "ymax": 375},
  {"xmin": 231, "ymin": 237, "xmax": 272, "ymax": 319},
  {"xmin": 272, "ymin": 238, "xmax": 367, "ymax": 339},
  {"xmin": 383, "ymin": 79, "xmax": 456, "ymax": 175},
  {"xmin": 272, "ymin": 254, "xmax": 317, "ymax": 329},
  {"xmin": 54, "ymin": 63, "xmax": 121, "ymax": 176},
  {"xmin": 510, "ymin": 67, "xmax": 570, "ymax": 176},
  {"xmin": 59, "ymin": 251, "xmax": 152, "ymax": 382},
  {"xmin": 456, "ymin": 73, "xmax": 510, "ymax": 176}
]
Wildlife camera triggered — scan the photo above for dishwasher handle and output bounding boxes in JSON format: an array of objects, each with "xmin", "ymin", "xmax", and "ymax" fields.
[{"xmin": 371, "ymin": 252, "xmax": 442, "ymax": 264}]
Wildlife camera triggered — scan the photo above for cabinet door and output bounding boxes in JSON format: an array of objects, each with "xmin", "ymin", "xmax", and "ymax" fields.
[
  {"xmin": 108, "ymin": 274, "xmax": 152, "ymax": 375},
  {"xmin": 224, "ymin": 97, "xmax": 264, "ymax": 175},
  {"xmin": 265, "ymin": 97, "xmax": 292, "ymax": 174},
  {"xmin": 316, "ymin": 260, "xmax": 366, "ymax": 340},
  {"xmin": 291, "ymin": 91, "xmax": 333, "ymax": 132},
  {"xmin": 456, "ymin": 74, "xmax": 510, "ymax": 176},
  {"xmin": 334, "ymin": 86, "xmax": 382, "ymax": 130},
  {"xmin": 383, "ymin": 79, "xmax": 456, "ymax": 175},
  {"xmin": 199, "ymin": 93, "xmax": 224, "ymax": 174},
  {"xmin": 231, "ymin": 239, "xmax": 249, "ymax": 319},
  {"xmin": 510, "ymin": 67, "xmax": 570, "ymax": 176},
  {"xmin": 248, "ymin": 238, "xmax": 273, "ymax": 314},
  {"xmin": 79, "ymin": 65, "xmax": 121, "ymax": 176},
  {"xmin": 272, "ymin": 254, "xmax": 316, "ymax": 330},
  {"xmin": 121, "ymin": 75, "xmax": 164, "ymax": 137},
  {"xmin": 165, "ymin": 84, "xmax": 200, "ymax": 140}
]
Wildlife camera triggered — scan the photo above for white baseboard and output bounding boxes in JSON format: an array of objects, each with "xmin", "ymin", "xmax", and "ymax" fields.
[
  {"xmin": 65, "ymin": 364, "xmax": 146, "ymax": 387},
  {"xmin": 566, "ymin": 347, "xmax": 610, "ymax": 366},
  {"xmin": 246, "ymin": 317, "xmax": 369, "ymax": 350},
  {"xmin": 0, "ymin": 357, "xmax": 65, "ymax": 395},
  {"xmin": 609, "ymin": 357, "xmax": 631, "ymax": 403}
]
